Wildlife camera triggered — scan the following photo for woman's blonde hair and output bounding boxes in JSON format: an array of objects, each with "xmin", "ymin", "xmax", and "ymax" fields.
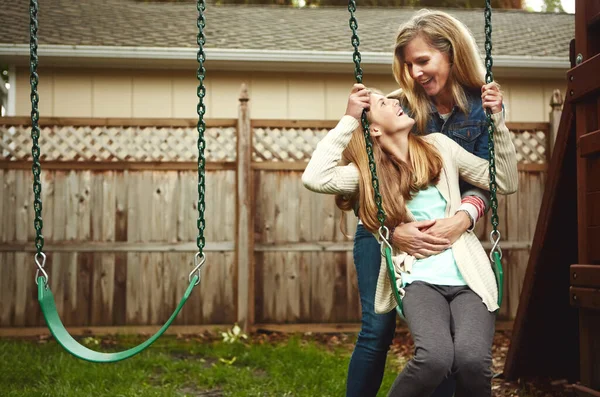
[
  {"xmin": 393, "ymin": 9, "xmax": 486, "ymax": 133},
  {"xmin": 335, "ymin": 104, "xmax": 443, "ymax": 234}
]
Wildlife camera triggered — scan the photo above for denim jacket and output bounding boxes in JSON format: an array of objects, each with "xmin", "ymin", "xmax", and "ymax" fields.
[
  {"xmin": 416, "ymin": 88, "xmax": 491, "ymax": 207},
  {"xmin": 423, "ymin": 89, "xmax": 489, "ymax": 161}
]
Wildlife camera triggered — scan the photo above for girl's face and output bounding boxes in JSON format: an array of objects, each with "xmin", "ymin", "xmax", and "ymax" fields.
[
  {"xmin": 368, "ymin": 93, "xmax": 414, "ymax": 136},
  {"xmin": 402, "ymin": 35, "xmax": 452, "ymax": 99}
]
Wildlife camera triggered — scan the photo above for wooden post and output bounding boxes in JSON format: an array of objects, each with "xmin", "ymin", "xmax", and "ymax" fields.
[
  {"xmin": 236, "ymin": 84, "xmax": 254, "ymax": 331},
  {"xmin": 547, "ymin": 89, "xmax": 563, "ymax": 160},
  {"xmin": 571, "ymin": 0, "xmax": 600, "ymax": 391}
]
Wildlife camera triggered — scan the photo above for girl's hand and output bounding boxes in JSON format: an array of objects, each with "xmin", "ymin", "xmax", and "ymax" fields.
[
  {"xmin": 391, "ymin": 220, "xmax": 450, "ymax": 259},
  {"xmin": 345, "ymin": 83, "xmax": 370, "ymax": 120},
  {"xmin": 481, "ymin": 82, "xmax": 503, "ymax": 114},
  {"xmin": 423, "ymin": 212, "xmax": 471, "ymax": 247}
]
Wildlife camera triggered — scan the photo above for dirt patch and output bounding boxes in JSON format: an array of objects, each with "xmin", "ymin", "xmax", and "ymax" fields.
[{"xmin": 178, "ymin": 385, "xmax": 224, "ymax": 397}]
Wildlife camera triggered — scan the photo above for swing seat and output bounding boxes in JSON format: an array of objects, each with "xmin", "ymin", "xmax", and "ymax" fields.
[
  {"xmin": 492, "ymin": 251, "xmax": 504, "ymax": 307},
  {"xmin": 383, "ymin": 245, "xmax": 405, "ymax": 318},
  {"xmin": 37, "ymin": 275, "xmax": 198, "ymax": 363}
]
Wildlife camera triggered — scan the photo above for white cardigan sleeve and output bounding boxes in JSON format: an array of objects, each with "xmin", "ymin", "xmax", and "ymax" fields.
[
  {"xmin": 301, "ymin": 115, "xmax": 361, "ymax": 195},
  {"xmin": 442, "ymin": 112, "xmax": 518, "ymax": 195}
]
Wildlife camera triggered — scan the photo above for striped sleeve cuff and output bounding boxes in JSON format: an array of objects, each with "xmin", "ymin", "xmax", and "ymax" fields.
[{"xmin": 457, "ymin": 203, "xmax": 478, "ymax": 232}]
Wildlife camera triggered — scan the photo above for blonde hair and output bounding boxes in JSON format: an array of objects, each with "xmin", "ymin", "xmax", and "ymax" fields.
[
  {"xmin": 393, "ymin": 9, "xmax": 486, "ymax": 133},
  {"xmin": 335, "ymin": 105, "xmax": 443, "ymax": 234}
]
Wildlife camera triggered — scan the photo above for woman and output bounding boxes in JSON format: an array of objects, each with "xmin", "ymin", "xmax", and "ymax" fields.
[
  {"xmin": 302, "ymin": 83, "xmax": 517, "ymax": 396},
  {"xmin": 343, "ymin": 9, "xmax": 497, "ymax": 397}
]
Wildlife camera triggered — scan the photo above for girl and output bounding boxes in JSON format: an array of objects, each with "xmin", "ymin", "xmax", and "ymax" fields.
[
  {"xmin": 302, "ymin": 83, "xmax": 517, "ymax": 396},
  {"xmin": 344, "ymin": 9, "xmax": 501, "ymax": 397}
]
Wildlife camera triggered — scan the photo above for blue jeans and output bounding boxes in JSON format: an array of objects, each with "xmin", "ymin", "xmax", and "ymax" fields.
[{"xmin": 346, "ymin": 224, "xmax": 456, "ymax": 397}]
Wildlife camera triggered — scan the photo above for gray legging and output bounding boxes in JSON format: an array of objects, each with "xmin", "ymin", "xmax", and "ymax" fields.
[{"xmin": 388, "ymin": 282, "xmax": 496, "ymax": 397}]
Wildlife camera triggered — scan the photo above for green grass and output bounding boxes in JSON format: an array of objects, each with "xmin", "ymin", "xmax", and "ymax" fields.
[{"xmin": 0, "ymin": 333, "xmax": 404, "ymax": 397}]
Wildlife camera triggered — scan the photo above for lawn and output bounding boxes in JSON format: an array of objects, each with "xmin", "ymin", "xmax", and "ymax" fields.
[
  {"xmin": 0, "ymin": 328, "xmax": 573, "ymax": 397},
  {"xmin": 0, "ymin": 329, "xmax": 402, "ymax": 397}
]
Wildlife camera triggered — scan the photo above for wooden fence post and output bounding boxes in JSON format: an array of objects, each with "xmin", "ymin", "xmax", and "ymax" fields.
[
  {"xmin": 548, "ymin": 89, "xmax": 563, "ymax": 160},
  {"xmin": 236, "ymin": 83, "xmax": 254, "ymax": 331}
]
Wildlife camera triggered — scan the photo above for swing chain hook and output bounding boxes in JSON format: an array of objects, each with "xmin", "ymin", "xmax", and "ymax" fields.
[
  {"xmin": 378, "ymin": 225, "xmax": 392, "ymax": 256},
  {"xmin": 489, "ymin": 230, "xmax": 503, "ymax": 262},
  {"xmin": 34, "ymin": 252, "xmax": 48, "ymax": 286},
  {"xmin": 189, "ymin": 252, "xmax": 206, "ymax": 286}
]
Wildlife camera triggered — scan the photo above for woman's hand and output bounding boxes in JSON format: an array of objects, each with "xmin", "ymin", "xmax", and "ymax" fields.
[
  {"xmin": 345, "ymin": 83, "xmax": 370, "ymax": 120},
  {"xmin": 481, "ymin": 82, "xmax": 503, "ymax": 114},
  {"xmin": 391, "ymin": 220, "xmax": 450, "ymax": 259},
  {"xmin": 423, "ymin": 212, "xmax": 471, "ymax": 246}
]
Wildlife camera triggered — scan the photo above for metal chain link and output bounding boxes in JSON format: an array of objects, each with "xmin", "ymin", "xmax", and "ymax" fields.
[
  {"xmin": 29, "ymin": 0, "xmax": 48, "ymax": 284},
  {"xmin": 191, "ymin": 0, "xmax": 207, "ymax": 284},
  {"xmin": 484, "ymin": 0, "xmax": 502, "ymax": 258},
  {"xmin": 347, "ymin": 0, "xmax": 386, "ymax": 230}
]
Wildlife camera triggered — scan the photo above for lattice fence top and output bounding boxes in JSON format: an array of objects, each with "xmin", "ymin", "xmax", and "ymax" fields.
[
  {"xmin": 510, "ymin": 130, "xmax": 547, "ymax": 164},
  {"xmin": 0, "ymin": 125, "xmax": 236, "ymax": 162},
  {"xmin": 253, "ymin": 126, "xmax": 548, "ymax": 164},
  {"xmin": 1, "ymin": 123, "xmax": 547, "ymax": 165},
  {"xmin": 253, "ymin": 127, "xmax": 328, "ymax": 162}
]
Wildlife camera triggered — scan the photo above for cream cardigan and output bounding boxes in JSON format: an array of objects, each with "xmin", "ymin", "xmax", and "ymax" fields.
[{"xmin": 302, "ymin": 113, "xmax": 518, "ymax": 313}]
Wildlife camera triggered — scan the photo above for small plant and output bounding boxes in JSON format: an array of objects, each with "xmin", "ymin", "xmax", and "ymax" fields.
[
  {"xmin": 218, "ymin": 356, "xmax": 237, "ymax": 366},
  {"xmin": 81, "ymin": 336, "xmax": 100, "ymax": 347},
  {"xmin": 221, "ymin": 324, "xmax": 248, "ymax": 344}
]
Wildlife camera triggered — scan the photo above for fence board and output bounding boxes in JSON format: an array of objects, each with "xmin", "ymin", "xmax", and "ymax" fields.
[
  {"xmin": 298, "ymin": 253, "xmax": 312, "ymax": 322},
  {"xmin": 175, "ymin": 252, "xmax": 197, "ymax": 325},
  {"xmin": 91, "ymin": 253, "xmax": 115, "ymax": 325},
  {"xmin": 78, "ymin": 171, "xmax": 92, "ymax": 240},
  {"xmin": 15, "ymin": 169, "xmax": 29, "ymax": 242},
  {"xmin": 310, "ymin": 252, "xmax": 335, "ymax": 323},
  {"xmin": 13, "ymin": 253, "xmax": 30, "ymax": 326},
  {"xmin": 332, "ymin": 252, "xmax": 350, "ymax": 322},
  {"xmin": 177, "ymin": 172, "xmax": 197, "ymax": 242},
  {"xmin": 0, "ymin": 253, "xmax": 16, "ymax": 325},
  {"xmin": 3, "ymin": 170, "xmax": 16, "ymax": 242},
  {"xmin": 76, "ymin": 252, "xmax": 93, "ymax": 326},
  {"xmin": 346, "ymin": 251, "xmax": 360, "ymax": 321},
  {"xmin": 52, "ymin": 172, "xmax": 67, "ymax": 242},
  {"xmin": 161, "ymin": 253, "xmax": 179, "ymax": 324}
]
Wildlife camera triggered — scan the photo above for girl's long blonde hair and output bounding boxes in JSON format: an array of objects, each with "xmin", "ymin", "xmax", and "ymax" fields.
[
  {"xmin": 393, "ymin": 9, "xmax": 486, "ymax": 133},
  {"xmin": 335, "ymin": 116, "xmax": 443, "ymax": 234}
]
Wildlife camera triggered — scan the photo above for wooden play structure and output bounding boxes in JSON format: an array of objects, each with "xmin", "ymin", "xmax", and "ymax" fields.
[{"xmin": 504, "ymin": 1, "xmax": 600, "ymax": 395}]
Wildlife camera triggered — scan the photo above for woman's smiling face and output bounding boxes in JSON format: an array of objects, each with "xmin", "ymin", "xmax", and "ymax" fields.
[{"xmin": 402, "ymin": 35, "xmax": 452, "ymax": 100}]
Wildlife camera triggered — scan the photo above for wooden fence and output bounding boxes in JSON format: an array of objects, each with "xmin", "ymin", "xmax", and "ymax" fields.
[{"xmin": 0, "ymin": 86, "xmax": 559, "ymax": 334}]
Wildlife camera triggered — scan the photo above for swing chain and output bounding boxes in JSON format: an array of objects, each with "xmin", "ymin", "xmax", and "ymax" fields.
[
  {"xmin": 196, "ymin": 0, "xmax": 207, "ymax": 269},
  {"xmin": 484, "ymin": 0, "xmax": 502, "ymax": 260},
  {"xmin": 29, "ymin": 0, "xmax": 47, "ymax": 281},
  {"xmin": 347, "ymin": 0, "xmax": 387, "ymax": 232}
]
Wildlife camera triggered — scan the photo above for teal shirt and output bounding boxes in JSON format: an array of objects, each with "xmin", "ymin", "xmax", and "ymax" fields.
[{"xmin": 401, "ymin": 185, "xmax": 467, "ymax": 287}]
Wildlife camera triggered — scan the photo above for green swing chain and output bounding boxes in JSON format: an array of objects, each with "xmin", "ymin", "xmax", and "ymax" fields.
[
  {"xmin": 484, "ymin": 0, "xmax": 502, "ymax": 260},
  {"xmin": 347, "ymin": 0, "xmax": 387, "ymax": 238},
  {"xmin": 26, "ymin": 0, "xmax": 207, "ymax": 363},
  {"xmin": 28, "ymin": 0, "xmax": 209, "ymax": 285},
  {"xmin": 348, "ymin": 0, "xmax": 402, "ymax": 314},
  {"xmin": 191, "ymin": 0, "xmax": 208, "ymax": 284},
  {"xmin": 347, "ymin": 1, "xmax": 502, "ymax": 310},
  {"xmin": 28, "ymin": 0, "xmax": 48, "ymax": 284}
]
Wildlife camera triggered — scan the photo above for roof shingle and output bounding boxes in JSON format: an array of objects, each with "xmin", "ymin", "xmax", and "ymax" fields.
[{"xmin": 0, "ymin": 0, "xmax": 573, "ymax": 58}]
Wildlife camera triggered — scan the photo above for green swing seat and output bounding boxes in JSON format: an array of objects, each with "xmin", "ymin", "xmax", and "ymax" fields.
[{"xmin": 37, "ymin": 275, "xmax": 198, "ymax": 363}]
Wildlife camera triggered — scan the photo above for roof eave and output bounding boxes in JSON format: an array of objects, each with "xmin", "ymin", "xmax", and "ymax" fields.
[{"xmin": 0, "ymin": 44, "xmax": 570, "ymax": 77}]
